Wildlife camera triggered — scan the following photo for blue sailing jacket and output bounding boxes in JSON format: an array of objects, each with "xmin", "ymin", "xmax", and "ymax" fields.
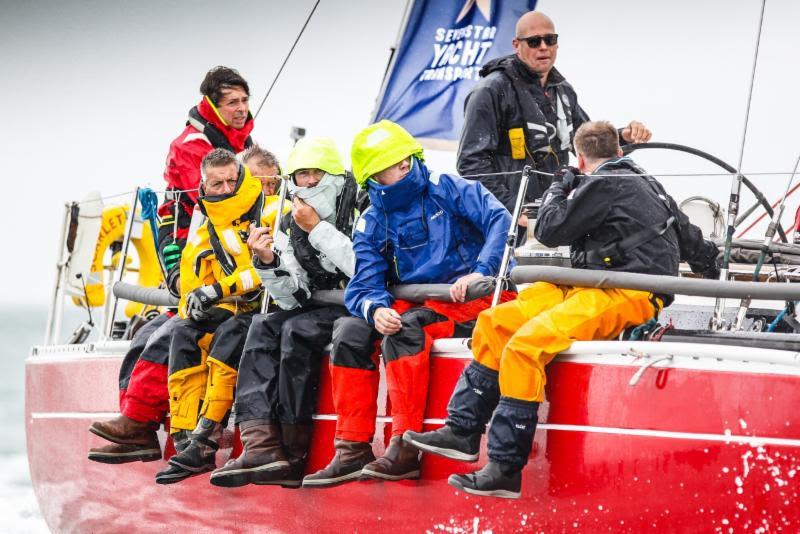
[{"xmin": 345, "ymin": 158, "xmax": 511, "ymax": 323}]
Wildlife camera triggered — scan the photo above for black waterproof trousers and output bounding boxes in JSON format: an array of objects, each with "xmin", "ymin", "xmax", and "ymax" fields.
[{"xmin": 233, "ymin": 305, "xmax": 349, "ymax": 426}]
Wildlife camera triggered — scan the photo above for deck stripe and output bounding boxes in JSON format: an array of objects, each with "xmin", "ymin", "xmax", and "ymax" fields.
[{"xmin": 31, "ymin": 412, "xmax": 800, "ymax": 447}]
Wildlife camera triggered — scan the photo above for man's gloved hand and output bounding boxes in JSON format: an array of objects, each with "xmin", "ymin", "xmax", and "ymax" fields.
[
  {"xmin": 552, "ymin": 165, "xmax": 583, "ymax": 192},
  {"xmin": 161, "ymin": 243, "xmax": 182, "ymax": 271},
  {"xmin": 701, "ymin": 254, "xmax": 723, "ymax": 280},
  {"xmin": 185, "ymin": 284, "xmax": 222, "ymax": 322}
]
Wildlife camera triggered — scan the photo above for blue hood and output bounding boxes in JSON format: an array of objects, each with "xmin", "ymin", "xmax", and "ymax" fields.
[{"xmin": 367, "ymin": 158, "xmax": 428, "ymax": 213}]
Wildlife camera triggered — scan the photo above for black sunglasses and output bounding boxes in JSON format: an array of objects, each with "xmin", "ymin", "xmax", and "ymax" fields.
[{"xmin": 518, "ymin": 33, "xmax": 558, "ymax": 48}]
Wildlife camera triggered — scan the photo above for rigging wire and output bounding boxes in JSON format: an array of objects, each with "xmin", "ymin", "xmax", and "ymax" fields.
[
  {"xmin": 253, "ymin": 0, "xmax": 321, "ymax": 119},
  {"xmin": 713, "ymin": 0, "xmax": 768, "ymax": 330}
]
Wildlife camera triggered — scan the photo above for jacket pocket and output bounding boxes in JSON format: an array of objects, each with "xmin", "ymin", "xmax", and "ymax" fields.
[{"xmin": 398, "ymin": 218, "xmax": 428, "ymax": 250}]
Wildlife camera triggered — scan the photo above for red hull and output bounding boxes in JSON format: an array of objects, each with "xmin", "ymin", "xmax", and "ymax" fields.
[{"xmin": 26, "ymin": 342, "xmax": 800, "ymax": 532}]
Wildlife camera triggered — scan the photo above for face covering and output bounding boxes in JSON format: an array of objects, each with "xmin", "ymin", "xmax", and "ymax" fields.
[{"xmin": 292, "ymin": 173, "xmax": 344, "ymax": 223}]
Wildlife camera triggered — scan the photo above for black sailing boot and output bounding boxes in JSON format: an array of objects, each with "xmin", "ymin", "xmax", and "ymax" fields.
[
  {"xmin": 209, "ymin": 420, "xmax": 289, "ymax": 488},
  {"xmin": 155, "ymin": 418, "xmax": 220, "ymax": 485},
  {"xmin": 447, "ymin": 397, "xmax": 539, "ymax": 499},
  {"xmin": 302, "ymin": 439, "xmax": 375, "ymax": 488},
  {"xmin": 448, "ymin": 461, "xmax": 522, "ymax": 499},
  {"xmin": 403, "ymin": 424, "xmax": 481, "ymax": 462}
]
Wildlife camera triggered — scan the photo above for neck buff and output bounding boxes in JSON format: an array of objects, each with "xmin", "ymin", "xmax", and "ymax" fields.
[{"xmin": 292, "ymin": 173, "xmax": 345, "ymax": 223}]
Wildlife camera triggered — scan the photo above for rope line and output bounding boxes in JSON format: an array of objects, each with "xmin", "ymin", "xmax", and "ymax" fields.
[{"xmin": 253, "ymin": 0, "xmax": 321, "ymax": 119}]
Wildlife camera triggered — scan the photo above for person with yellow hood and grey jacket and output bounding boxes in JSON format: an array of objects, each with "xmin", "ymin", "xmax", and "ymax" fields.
[
  {"xmin": 155, "ymin": 147, "xmax": 266, "ymax": 484},
  {"xmin": 209, "ymin": 137, "xmax": 358, "ymax": 489}
]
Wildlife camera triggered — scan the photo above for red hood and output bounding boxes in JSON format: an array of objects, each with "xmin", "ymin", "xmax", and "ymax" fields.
[{"xmin": 196, "ymin": 97, "xmax": 255, "ymax": 152}]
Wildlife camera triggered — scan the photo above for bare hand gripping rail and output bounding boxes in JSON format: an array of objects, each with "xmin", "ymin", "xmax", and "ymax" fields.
[{"xmin": 510, "ymin": 266, "xmax": 800, "ymax": 300}]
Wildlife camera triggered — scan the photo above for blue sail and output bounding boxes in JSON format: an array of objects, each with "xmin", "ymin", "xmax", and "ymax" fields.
[{"xmin": 373, "ymin": 0, "xmax": 537, "ymax": 147}]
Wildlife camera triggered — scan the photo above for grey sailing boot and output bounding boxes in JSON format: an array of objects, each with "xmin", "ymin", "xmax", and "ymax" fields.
[
  {"xmin": 302, "ymin": 439, "xmax": 375, "ymax": 488},
  {"xmin": 209, "ymin": 420, "xmax": 289, "ymax": 488},
  {"xmin": 155, "ymin": 418, "xmax": 220, "ymax": 484}
]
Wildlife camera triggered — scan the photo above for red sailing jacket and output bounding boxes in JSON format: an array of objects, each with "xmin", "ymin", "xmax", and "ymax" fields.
[{"xmin": 157, "ymin": 97, "xmax": 254, "ymax": 287}]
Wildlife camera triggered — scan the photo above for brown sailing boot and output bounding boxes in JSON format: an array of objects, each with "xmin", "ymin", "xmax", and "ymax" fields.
[
  {"xmin": 360, "ymin": 436, "xmax": 421, "ymax": 481},
  {"xmin": 266, "ymin": 423, "xmax": 314, "ymax": 488},
  {"xmin": 302, "ymin": 439, "xmax": 375, "ymax": 488},
  {"xmin": 209, "ymin": 420, "xmax": 290, "ymax": 488},
  {"xmin": 89, "ymin": 415, "xmax": 158, "ymax": 446},
  {"xmin": 88, "ymin": 441, "xmax": 161, "ymax": 464}
]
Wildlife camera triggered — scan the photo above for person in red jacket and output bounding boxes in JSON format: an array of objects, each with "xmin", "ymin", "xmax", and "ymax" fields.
[{"xmin": 88, "ymin": 66, "xmax": 256, "ymax": 464}]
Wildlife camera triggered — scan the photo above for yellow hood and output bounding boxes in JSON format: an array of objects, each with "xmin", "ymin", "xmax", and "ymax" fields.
[{"xmin": 200, "ymin": 164, "xmax": 263, "ymax": 228}]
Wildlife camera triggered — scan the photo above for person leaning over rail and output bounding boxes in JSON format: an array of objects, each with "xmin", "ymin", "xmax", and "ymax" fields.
[
  {"xmin": 209, "ymin": 138, "xmax": 359, "ymax": 489},
  {"xmin": 404, "ymin": 121, "xmax": 720, "ymax": 499},
  {"xmin": 87, "ymin": 66, "xmax": 253, "ymax": 463},
  {"xmin": 153, "ymin": 148, "xmax": 266, "ymax": 484},
  {"xmin": 86, "ymin": 143, "xmax": 283, "ymax": 466},
  {"xmin": 457, "ymin": 10, "xmax": 651, "ymax": 230},
  {"xmin": 302, "ymin": 120, "xmax": 514, "ymax": 488}
]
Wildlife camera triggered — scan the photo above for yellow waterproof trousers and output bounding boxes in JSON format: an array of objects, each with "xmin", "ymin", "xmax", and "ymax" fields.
[
  {"xmin": 168, "ymin": 333, "xmax": 213, "ymax": 433},
  {"xmin": 200, "ymin": 357, "xmax": 238, "ymax": 423},
  {"xmin": 472, "ymin": 282, "xmax": 661, "ymax": 402}
]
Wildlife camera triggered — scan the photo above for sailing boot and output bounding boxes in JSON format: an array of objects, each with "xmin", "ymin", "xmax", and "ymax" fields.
[
  {"xmin": 302, "ymin": 439, "xmax": 375, "ymax": 488},
  {"xmin": 209, "ymin": 420, "xmax": 289, "ymax": 488},
  {"xmin": 155, "ymin": 418, "xmax": 220, "ymax": 485},
  {"xmin": 172, "ymin": 430, "xmax": 191, "ymax": 453},
  {"xmin": 447, "ymin": 461, "xmax": 522, "ymax": 499},
  {"xmin": 89, "ymin": 414, "xmax": 158, "ymax": 446},
  {"xmin": 403, "ymin": 425, "xmax": 481, "ymax": 462},
  {"xmin": 270, "ymin": 423, "xmax": 314, "ymax": 488},
  {"xmin": 88, "ymin": 441, "xmax": 161, "ymax": 464},
  {"xmin": 361, "ymin": 435, "xmax": 421, "ymax": 481}
]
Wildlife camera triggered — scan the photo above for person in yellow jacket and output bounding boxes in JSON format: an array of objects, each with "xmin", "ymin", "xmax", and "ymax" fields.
[
  {"xmin": 155, "ymin": 147, "xmax": 265, "ymax": 484},
  {"xmin": 404, "ymin": 121, "xmax": 720, "ymax": 498}
]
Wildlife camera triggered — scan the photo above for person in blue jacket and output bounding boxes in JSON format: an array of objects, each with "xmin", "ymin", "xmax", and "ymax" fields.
[{"xmin": 302, "ymin": 120, "xmax": 512, "ymax": 488}]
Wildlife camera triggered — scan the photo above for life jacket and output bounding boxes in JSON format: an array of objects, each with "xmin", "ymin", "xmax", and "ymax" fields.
[
  {"xmin": 481, "ymin": 56, "xmax": 577, "ymax": 170},
  {"xmin": 186, "ymin": 100, "xmax": 254, "ymax": 155},
  {"xmin": 284, "ymin": 172, "xmax": 358, "ymax": 291}
]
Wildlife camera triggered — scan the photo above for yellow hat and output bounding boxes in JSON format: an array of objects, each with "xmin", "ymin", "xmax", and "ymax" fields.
[
  {"xmin": 285, "ymin": 137, "xmax": 345, "ymax": 177},
  {"xmin": 351, "ymin": 120, "xmax": 424, "ymax": 186}
]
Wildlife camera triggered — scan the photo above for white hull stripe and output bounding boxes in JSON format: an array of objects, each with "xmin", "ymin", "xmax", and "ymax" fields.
[{"xmin": 32, "ymin": 412, "xmax": 800, "ymax": 448}]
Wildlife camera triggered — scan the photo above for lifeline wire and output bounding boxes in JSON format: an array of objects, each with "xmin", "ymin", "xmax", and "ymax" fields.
[
  {"xmin": 253, "ymin": 0, "xmax": 321, "ymax": 119},
  {"xmin": 714, "ymin": 0, "xmax": 768, "ymax": 330}
]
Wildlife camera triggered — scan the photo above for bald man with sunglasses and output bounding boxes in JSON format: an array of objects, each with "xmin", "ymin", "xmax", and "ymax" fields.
[{"xmin": 457, "ymin": 11, "xmax": 651, "ymax": 230}]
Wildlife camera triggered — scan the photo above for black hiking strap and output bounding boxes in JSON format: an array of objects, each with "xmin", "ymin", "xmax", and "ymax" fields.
[{"xmin": 187, "ymin": 106, "xmax": 253, "ymax": 152}]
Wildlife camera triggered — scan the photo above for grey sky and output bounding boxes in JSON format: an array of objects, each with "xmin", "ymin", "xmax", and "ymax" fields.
[{"xmin": 2, "ymin": 0, "xmax": 799, "ymax": 315}]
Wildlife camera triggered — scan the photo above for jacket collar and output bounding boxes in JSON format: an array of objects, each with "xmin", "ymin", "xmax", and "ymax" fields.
[
  {"xmin": 195, "ymin": 96, "xmax": 255, "ymax": 153},
  {"xmin": 480, "ymin": 54, "xmax": 566, "ymax": 87},
  {"xmin": 592, "ymin": 156, "xmax": 637, "ymax": 175},
  {"xmin": 368, "ymin": 158, "xmax": 429, "ymax": 213}
]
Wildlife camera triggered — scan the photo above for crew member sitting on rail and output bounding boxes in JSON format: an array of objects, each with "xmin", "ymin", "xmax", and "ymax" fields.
[
  {"xmin": 302, "ymin": 120, "xmax": 513, "ymax": 488},
  {"xmin": 153, "ymin": 148, "xmax": 265, "ymax": 484},
  {"xmin": 87, "ymin": 144, "xmax": 282, "ymax": 466},
  {"xmin": 210, "ymin": 137, "xmax": 359, "ymax": 489},
  {"xmin": 87, "ymin": 66, "xmax": 255, "ymax": 464},
  {"xmin": 404, "ymin": 121, "xmax": 720, "ymax": 499}
]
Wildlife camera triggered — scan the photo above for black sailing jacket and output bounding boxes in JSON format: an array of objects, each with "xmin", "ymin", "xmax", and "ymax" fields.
[
  {"xmin": 535, "ymin": 157, "xmax": 719, "ymax": 279},
  {"xmin": 457, "ymin": 55, "xmax": 589, "ymax": 210}
]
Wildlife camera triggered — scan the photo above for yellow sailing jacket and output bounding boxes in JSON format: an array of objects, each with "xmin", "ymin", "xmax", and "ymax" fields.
[{"xmin": 178, "ymin": 165, "xmax": 264, "ymax": 318}]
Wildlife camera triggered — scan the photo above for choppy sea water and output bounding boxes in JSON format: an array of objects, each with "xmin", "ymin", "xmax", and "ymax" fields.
[{"xmin": 1, "ymin": 306, "xmax": 53, "ymax": 532}]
